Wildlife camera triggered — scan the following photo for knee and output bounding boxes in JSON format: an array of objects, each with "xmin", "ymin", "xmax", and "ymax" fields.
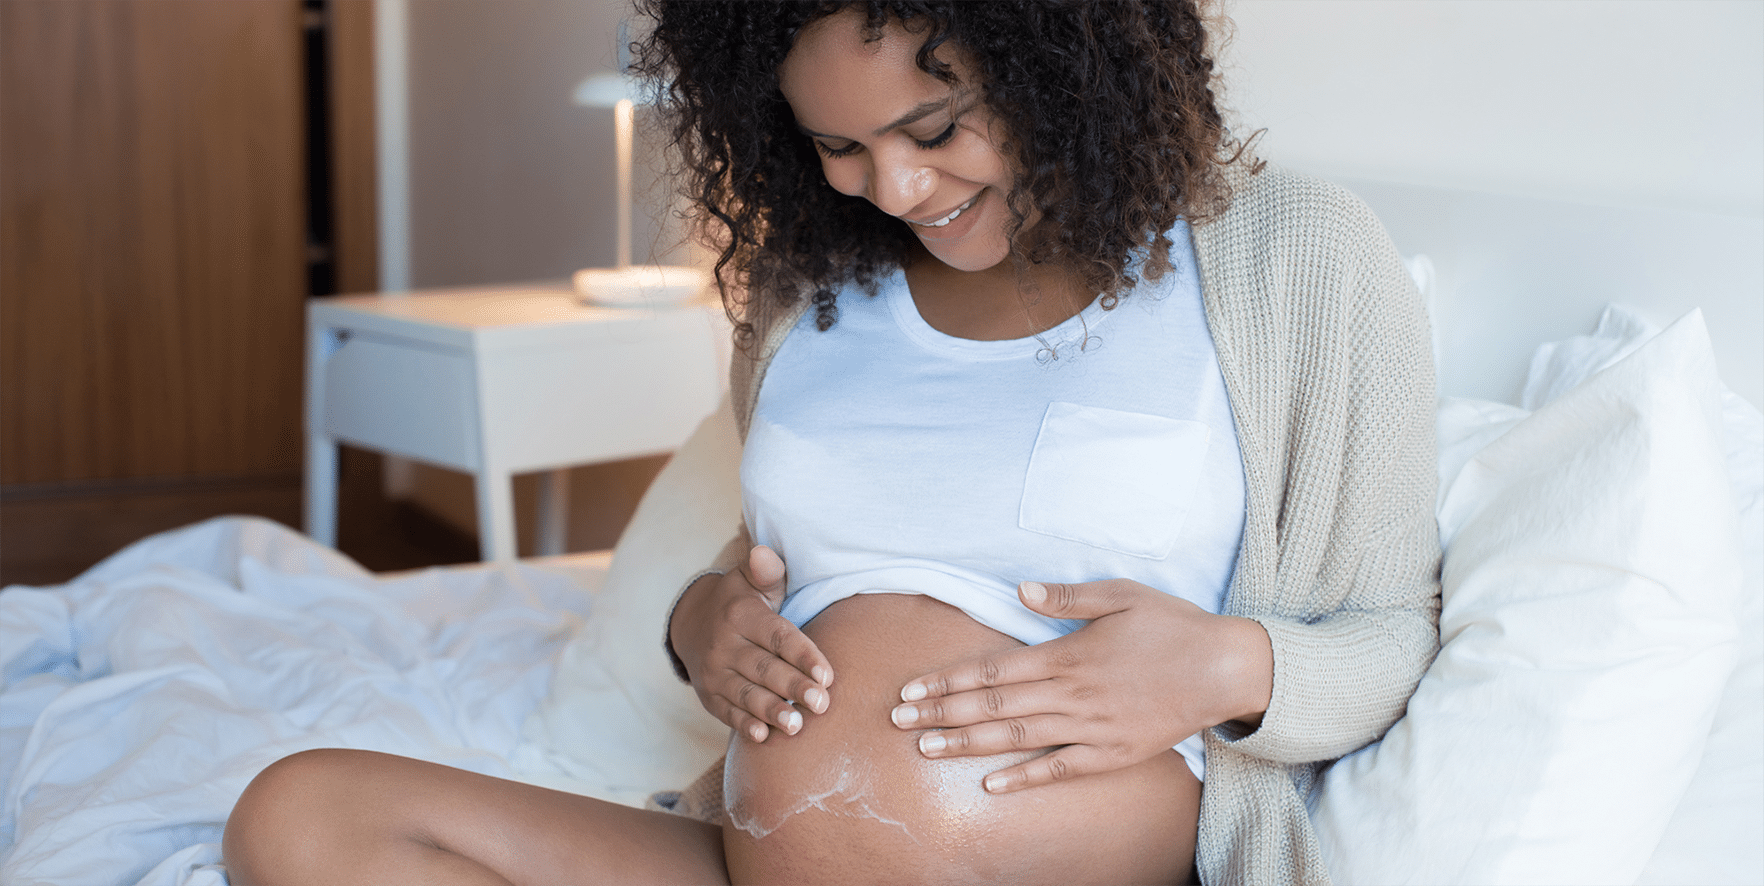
[{"xmin": 224, "ymin": 749, "xmax": 371, "ymax": 886}]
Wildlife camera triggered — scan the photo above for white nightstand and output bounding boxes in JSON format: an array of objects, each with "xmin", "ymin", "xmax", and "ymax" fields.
[{"xmin": 305, "ymin": 282, "xmax": 729, "ymax": 561}]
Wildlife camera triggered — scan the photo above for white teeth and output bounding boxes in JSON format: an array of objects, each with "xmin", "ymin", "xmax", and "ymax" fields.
[{"xmin": 915, "ymin": 196, "xmax": 975, "ymax": 227}]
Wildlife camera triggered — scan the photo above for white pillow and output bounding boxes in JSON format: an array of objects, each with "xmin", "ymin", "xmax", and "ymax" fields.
[
  {"xmin": 1636, "ymin": 378, "xmax": 1764, "ymax": 884},
  {"xmin": 520, "ymin": 398, "xmax": 739, "ymax": 799},
  {"xmin": 1313, "ymin": 310, "xmax": 1746, "ymax": 884},
  {"xmin": 1520, "ymin": 304, "xmax": 1764, "ymax": 884},
  {"xmin": 1519, "ymin": 304, "xmax": 1660, "ymax": 411},
  {"xmin": 1431, "ymin": 396, "xmax": 1526, "ymax": 530}
]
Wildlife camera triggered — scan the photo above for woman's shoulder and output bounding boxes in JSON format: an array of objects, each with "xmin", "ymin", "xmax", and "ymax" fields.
[
  {"xmin": 728, "ymin": 290, "xmax": 815, "ymax": 440},
  {"xmin": 1191, "ymin": 161, "xmax": 1404, "ymax": 298},
  {"xmin": 1205, "ymin": 162, "xmax": 1386, "ymax": 248}
]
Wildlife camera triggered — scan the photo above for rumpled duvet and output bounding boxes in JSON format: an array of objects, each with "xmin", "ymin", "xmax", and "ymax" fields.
[{"xmin": 0, "ymin": 516, "xmax": 600, "ymax": 886}]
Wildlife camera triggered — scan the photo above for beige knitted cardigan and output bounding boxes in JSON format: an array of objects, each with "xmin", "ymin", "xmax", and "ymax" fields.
[{"xmin": 668, "ymin": 164, "xmax": 1442, "ymax": 885}]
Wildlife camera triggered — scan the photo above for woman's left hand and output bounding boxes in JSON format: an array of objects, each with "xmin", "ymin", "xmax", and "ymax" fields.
[{"xmin": 891, "ymin": 579, "xmax": 1272, "ymax": 794}]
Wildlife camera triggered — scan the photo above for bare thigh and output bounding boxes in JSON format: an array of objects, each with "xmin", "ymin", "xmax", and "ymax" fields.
[
  {"xmin": 723, "ymin": 594, "xmax": 1200, "ymax": 886},
  {"xmin": 224, "ymin": 748, "xmax": 726, "ymax": 886}
]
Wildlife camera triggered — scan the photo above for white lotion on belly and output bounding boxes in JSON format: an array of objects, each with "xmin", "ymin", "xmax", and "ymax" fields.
[{"xmin": 724, "ymin": 749, "xmax": 918, "ymax": 842}]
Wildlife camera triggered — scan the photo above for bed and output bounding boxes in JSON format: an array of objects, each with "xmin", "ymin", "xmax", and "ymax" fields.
[{"xmin": 1, "ymin": 178, "xmax": 1759, "ymax": 885}]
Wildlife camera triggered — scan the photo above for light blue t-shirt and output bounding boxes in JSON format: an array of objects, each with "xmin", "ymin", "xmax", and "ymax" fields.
[{"xmin": 742, "ymin": 223, "xmax": 1246, "ymax": 778}]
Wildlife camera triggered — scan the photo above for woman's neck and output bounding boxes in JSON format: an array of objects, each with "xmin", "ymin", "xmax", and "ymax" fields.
[{"xmin": 901, "ymin": 248, "xmax": 1090, "ymax": 342}]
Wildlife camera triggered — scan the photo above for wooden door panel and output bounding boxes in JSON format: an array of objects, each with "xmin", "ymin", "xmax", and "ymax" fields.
[
  {"xmin": 329, "ymin": 0, "xmax": 378, "ymax": 296},
  {"xmin": 1, "ymin": 0, "xmax": 306, "ymax": 484}
]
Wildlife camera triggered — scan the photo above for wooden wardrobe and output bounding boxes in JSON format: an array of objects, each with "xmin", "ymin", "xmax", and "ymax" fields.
[{"xmin": 0, "ymin": 0, "xmax": 379, "ymax": 584}]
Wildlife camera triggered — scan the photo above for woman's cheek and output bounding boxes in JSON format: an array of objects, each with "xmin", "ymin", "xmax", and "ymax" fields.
[
  {"xmin": 821, "ymin": 160, "xmax": 867, "ymax": 200},
  {"xmin": 953, "ymin": 129, "xmax": 1009, "ymax": 184}
]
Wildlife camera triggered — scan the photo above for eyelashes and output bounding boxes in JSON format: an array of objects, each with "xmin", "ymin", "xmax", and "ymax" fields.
[
  {"xmin": 812, "ymin": 140, "xmax": 859, "ymax": 159},
  {"xmin": 813, "ymin": 122, "xmax": 959, "ymax": 159},
  {"xmin": 915, "ymin": 122, "xmax": 959, "ymax": 150}
]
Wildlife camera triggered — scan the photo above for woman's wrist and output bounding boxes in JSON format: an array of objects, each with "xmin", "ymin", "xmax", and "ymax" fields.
[
  {"xmin": 668, "ymin": 572, "xmax": 724, "ymax": 682},
  {"xmin": 1214, "ymin": 614, "xmax": 1274, "ymax": 730}
]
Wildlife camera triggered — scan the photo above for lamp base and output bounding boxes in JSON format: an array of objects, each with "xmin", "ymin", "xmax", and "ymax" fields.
[{"xmin": 572, "ymin": 265, "xmax": 711, "ymax": 307}]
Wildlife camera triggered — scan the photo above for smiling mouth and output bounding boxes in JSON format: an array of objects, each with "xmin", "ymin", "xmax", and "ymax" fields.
[{"xmin": 908, "ymin": 194, "xmax": 978, "ymax": 228}]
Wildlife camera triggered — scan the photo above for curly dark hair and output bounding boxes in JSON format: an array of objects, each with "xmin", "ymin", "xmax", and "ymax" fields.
[{"xmin": 631, "ymin": 0, "xmax": 1255, "ymax": 343}]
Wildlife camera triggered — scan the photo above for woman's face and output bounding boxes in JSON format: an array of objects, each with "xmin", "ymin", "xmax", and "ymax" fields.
[{"xmin": 777, "ymin": 10, "xmax": 1017, "ymax": 273}]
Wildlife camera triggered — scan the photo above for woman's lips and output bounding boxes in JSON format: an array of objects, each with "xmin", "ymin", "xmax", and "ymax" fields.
[
  {"xmin": 907, "ymin": 190, "xmax": 985, "ymax": 241},
  {"xmin": 910, "ymin": 195, "xmax": 976, "ymax": 227}
]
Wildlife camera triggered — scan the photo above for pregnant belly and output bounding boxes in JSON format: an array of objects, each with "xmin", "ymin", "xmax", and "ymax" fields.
[{"xmin": 721, "ymin": 593, "xmax": 1199, "ymax": 885}]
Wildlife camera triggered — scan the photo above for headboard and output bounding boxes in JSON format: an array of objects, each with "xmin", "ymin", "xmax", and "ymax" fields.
[{"xmin": 1336, "ymin": 175, "xmax": 1763, "ymax": 410}]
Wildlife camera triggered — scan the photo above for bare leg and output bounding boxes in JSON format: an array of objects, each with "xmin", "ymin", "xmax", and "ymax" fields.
[{"xmin": 224, "ymin": 749, "xmax": 728, "ymax": 886}]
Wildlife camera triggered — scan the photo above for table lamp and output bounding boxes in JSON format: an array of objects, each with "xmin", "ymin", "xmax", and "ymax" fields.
[{"xmin": 570, "ymin": 35, "xmax": 709, "ymax": 307}]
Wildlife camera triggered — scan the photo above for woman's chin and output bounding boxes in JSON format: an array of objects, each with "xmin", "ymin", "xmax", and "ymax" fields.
[{"xmin": 913, "ymin": 238, "xmax": 1011, "ymax": 274}]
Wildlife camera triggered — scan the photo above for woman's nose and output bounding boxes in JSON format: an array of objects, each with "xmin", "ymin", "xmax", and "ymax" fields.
[{"xmin": 867, "ymin": 153, "xmax": 935, "ymax": 218}]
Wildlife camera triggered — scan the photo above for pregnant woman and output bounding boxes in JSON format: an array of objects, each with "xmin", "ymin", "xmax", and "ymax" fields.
[{"xmin": 223, "ymin": 3, "xmax": 1440, "ymax": 884}]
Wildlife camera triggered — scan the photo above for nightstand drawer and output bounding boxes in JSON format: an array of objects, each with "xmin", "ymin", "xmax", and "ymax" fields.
[
  {"xmin": 474, "ymin": 309, "xmax": 722, "ymax": 469},
  {"xmin": 304, "ymin": 283, "xmax": 730, "ymax": 560},
  {"xmin": 322, "ymin": 335, "xmax": 478, "ymax": 470}
]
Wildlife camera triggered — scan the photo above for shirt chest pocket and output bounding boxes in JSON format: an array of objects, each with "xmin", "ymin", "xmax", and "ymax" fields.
[{"xmin": 1018, "ymin": 402, "xmax": 1211, "ymax": 560}]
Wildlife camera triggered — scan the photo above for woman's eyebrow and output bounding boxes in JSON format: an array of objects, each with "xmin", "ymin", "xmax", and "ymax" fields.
[{"xmin": 797, "ymin": 97, "xmax": 951, "ymax": 140}]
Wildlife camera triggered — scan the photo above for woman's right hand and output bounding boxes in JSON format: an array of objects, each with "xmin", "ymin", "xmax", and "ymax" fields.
[{"xmin": 670, "ymin": 545, "xmax": 834, "ymax": 743}]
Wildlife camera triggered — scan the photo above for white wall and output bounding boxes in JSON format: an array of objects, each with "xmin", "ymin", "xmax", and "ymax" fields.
[
  {"xmin": 1222, "ymin": 0, "xmax": 1764, "ymax": 218},
  {"xmin": 1222, "ymin": 0, "xmax": 1763, "ymax": 408},
  {"xmin": 394, "ymin": 0, "xmax": 689, "ymax": 290}
]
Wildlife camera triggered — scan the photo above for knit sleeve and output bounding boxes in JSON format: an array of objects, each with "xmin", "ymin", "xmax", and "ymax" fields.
[{"xmin": 1204, "ymin": 173, "xmax": 1443, "ymax": 765}]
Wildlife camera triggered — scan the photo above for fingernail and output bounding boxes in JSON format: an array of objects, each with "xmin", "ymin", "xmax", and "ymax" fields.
[
  {"xmin": 901, "ymin": 683, "xmax": 927, "ymax": 702},
  {"xmin": 813, "ymin": 665, "xmax": 832, "ymax": 686},
  {"xmin": 984, "ymin": 774, "xmax": 1008, "ymax": 793},
  {"xmin": 891, "ymin": 705, "xmax": 919, "ymax": 727},
  {"xmin": 784, "ymin": 710, "xmax": 803, "ymax": 734},
  {"xmin": 1019, "ymin": 582, "xmax": 1047, "ymax": 606},
  {"xmin": 750, "ymin": 724, "xmax": 767, "ymax": 742},
  {"xmin": 919, "ymin": 733, "xmax": 946, "ymax": 755},
  {"xmin": 804, "ymin": 686, "xmax": 827, "ymax": 713}
]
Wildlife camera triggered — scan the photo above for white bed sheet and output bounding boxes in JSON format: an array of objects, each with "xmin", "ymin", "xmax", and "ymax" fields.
[{"xmin": 0, "ymin": 517, "xmax": 609, "ymax": 886}]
